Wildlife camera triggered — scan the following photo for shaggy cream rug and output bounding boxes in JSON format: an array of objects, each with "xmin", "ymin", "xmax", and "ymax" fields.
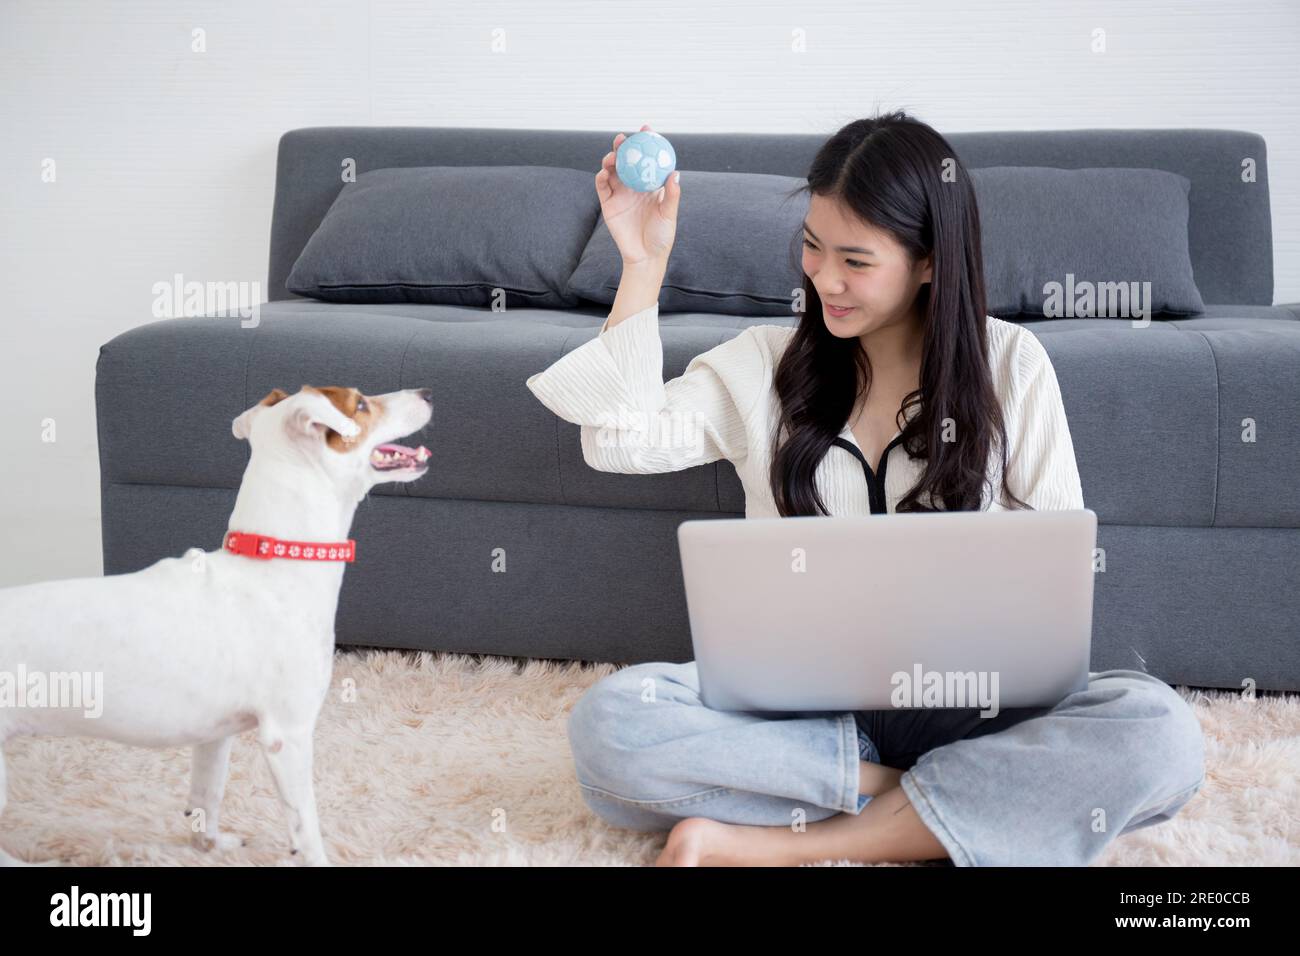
[{"xmin": 1, "ymin": 649, "xmax": 1296, "ymax": 866}]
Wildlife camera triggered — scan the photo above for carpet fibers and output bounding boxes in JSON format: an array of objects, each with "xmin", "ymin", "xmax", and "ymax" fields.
[{"xmin": 2, "ymin": 649, "xmax": 1296, "ymax": 866}]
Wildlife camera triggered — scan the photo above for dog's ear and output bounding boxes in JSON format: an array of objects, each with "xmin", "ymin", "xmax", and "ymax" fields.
[
  {"xmin": 290, "ymin": 385, "xmax": 362, "ymax": 443},
  {"xmin": 231, "ymin": 388, "xmax": 289, "ymax": 441}
]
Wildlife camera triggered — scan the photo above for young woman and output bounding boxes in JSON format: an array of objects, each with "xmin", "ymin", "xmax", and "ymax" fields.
[{"xmin": 525, "ymin": 113, "xmax": 1206, "ymax": 867}]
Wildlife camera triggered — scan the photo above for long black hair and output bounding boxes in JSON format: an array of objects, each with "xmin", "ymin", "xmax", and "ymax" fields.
[{"xmin": 769, "ymin": 110, "xmax": 1031, "ymax": 515}]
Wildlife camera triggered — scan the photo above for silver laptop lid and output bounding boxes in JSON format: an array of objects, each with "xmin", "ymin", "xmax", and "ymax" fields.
[{"xmin": 677, "ymin": 510, "xmax": 1097, "ymax": 713}]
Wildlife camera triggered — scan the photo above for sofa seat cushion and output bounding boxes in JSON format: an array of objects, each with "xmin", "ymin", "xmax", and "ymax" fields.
[{"xmin": 94, "ymin": 301, "xmax": 1300, "ymax": 528}]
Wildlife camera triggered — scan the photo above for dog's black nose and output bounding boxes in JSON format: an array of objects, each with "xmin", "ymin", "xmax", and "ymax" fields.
[{"xmin": 416, "ymin": 388, "xmax": 433, "ymax": 405}]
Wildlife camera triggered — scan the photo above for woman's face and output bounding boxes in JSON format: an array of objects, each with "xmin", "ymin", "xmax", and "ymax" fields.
[{"xmin": 800, "ymin": 193, "xmax": 932, "ymax": 339}]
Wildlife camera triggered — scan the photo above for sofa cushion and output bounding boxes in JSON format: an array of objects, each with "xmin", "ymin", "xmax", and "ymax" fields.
[
  {"xmin": 566, "ymin": 170, "xmax": 808, "ymax": 317},
  {"xmin": 285, "ymin": 166, "xmax": 600, "ymax": 308},
  {"xmin": 94, "ymin": 301, "xmax": 1300, "ymax": 530},
  {"xmin": 974, "ymin": 166, "xmax": 1205, "ymax": 318}
]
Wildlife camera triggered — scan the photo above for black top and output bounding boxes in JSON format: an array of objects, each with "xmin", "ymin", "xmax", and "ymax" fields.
[{"xmin": 830, "ymin": 433, "xmax": 907, "ymax": 515}]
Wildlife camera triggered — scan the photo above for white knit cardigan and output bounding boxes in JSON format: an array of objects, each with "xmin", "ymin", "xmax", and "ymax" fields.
[{"xmin": 525, "ymin": 303, "xmax": 1086, "ymax": 517}]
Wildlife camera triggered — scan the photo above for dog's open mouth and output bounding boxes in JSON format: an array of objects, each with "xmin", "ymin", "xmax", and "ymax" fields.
[{"xmin": 370, "ymin": 443, "xmax": 431, "ymax": 472}]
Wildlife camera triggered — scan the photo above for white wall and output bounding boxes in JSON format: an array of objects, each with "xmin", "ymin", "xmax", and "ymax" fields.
[{"xmin": 1, "ymin": 0, "xmax": 1297, "ymax": 586}]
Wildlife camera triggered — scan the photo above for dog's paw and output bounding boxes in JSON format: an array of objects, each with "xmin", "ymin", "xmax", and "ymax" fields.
[{"xmin": 190, "ymin": 831, "xmax": 244, "ymax": 854}]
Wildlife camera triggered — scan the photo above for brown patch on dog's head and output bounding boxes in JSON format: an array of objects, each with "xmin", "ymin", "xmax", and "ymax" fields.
[
  {"xmin": 302, "ymin": 385, "xmax": 385, "ymax": 453},
  {"xmin": 259, "ymin": 388, "xmax": 289, "ymax": 407}
]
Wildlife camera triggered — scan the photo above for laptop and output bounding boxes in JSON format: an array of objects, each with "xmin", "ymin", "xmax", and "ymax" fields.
[{"xmin": 676, "ymin": 509, "xmax": 1097, "ymax": 713}]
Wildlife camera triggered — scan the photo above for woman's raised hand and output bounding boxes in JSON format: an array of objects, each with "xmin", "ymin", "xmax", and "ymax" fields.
[{"xmin": 595, "ymin": 123, "xmax": 682, "ymax": 267}]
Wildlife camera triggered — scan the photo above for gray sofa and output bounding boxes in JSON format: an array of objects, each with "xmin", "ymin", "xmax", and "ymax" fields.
[{"xmin": 95, "ymin": 126, "xmax": 1300, "ymax": 692}]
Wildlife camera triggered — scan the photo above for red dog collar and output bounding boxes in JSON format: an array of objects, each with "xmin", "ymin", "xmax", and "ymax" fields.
[{"xmin": 224, "ymin": 530, "xmax": 356, "ymax": 562}]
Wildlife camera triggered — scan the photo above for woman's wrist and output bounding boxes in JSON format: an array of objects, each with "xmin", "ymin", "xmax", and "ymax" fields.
[
  {"xmin": 620, "ymin": 255, "xmax": 669, "ymax": 277},
  {"xmin": 609, "ymin": 257, "xmax": 668, "ymax": 326}
]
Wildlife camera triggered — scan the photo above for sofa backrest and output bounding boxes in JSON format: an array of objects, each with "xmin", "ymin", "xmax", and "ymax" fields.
[{"xmin": 268, "ymin": 126, "xmax": 1273, "ymax": 307}]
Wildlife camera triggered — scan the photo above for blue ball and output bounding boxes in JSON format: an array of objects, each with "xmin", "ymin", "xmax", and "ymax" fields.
[{"xmin": 616, "ymin": 131, "xmax": 676, "ymax": 193}]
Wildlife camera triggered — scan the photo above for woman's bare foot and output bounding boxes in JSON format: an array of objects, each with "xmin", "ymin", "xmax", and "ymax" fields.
[
  {"xmin": 654, "ymin": 760, "xmax": 904, "ymax": 867},
  {"xmin": 653, "ymin": 783, "xmax": 950, "ymax": 867},
  {"xmin": 655, "ymin": 817, "xmax": 803, "ymax": 866}
]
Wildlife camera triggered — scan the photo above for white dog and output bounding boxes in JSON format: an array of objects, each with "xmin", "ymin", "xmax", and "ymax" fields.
[{"xmin": 0, "ymin": 384, "xmax": 433, "ymax": 866}]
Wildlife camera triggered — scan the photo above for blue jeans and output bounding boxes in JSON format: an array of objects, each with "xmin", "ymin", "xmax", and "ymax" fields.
[{"xmin": 566, "ymin": 661, "xmax": 1207, "ymax": 866}]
